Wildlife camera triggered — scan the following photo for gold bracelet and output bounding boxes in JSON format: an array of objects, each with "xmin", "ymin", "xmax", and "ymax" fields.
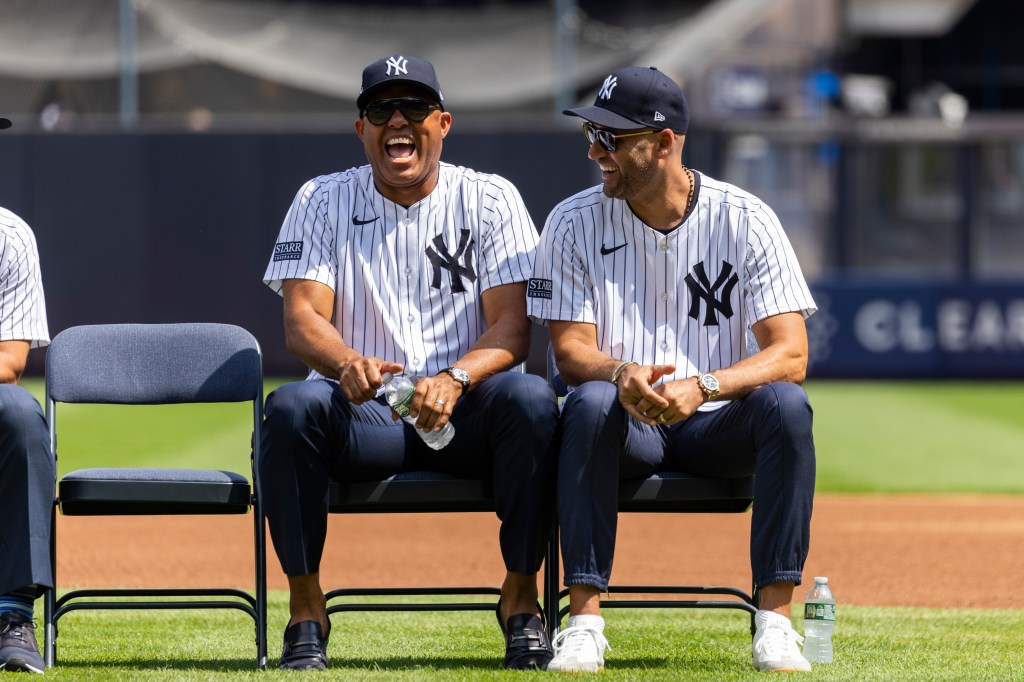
[{"xmin": 610, "ymin": 361, "xmax": 638, "ymax": 385}]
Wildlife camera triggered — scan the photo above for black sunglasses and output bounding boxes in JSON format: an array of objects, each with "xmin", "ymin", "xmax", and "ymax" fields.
[
  {"xmin": 361, "ymin": 97, "xmax": 442, "ymax": 126},
  {"xmin": 582, "ymin": 122, "xmax": 656, "ymax": 152}
]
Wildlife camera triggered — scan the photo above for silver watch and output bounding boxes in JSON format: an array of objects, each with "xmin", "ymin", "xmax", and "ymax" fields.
[{"xmin": 440, "ymin": 366, "xmax": 471, "ymax": 394}]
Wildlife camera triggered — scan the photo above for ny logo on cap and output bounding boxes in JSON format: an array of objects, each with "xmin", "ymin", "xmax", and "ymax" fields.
[
  {"xmin": 386, "ymin": 56, "xmax": 409, "ymax": 76},
  {"xmin": 599, "ymin": 75, "xmax": 618, "ymax": 100}
]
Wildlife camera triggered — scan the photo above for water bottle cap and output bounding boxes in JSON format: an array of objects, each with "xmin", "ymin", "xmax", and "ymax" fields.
[
  {"xmin": 814, "ymin": 576, "xmax": 828, "ymax": 584},
  {"xmin": 381, "ymin": 371, "xmax": 393, "ymax": 384}
]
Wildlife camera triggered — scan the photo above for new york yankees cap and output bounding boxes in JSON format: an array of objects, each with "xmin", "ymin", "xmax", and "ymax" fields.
[
  {"xmin": 564, "ymin": 66, "xmax": 689, "ymax": 133},
  {"xmin": 357, "ymin": 55, "xmax": 444, "ymax": 111},
  {"xmin": 0, "ymin": 117, "xmax": 11, "ymax": 130}
]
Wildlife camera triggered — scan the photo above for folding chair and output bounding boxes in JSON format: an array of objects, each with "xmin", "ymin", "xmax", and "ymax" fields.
[
  {"xmin": 545, "ymin": 346, "xmax": 757, "ymax": 633},
  {"xmin": 325, "ymin": 473, "xmax": 559, "ymax": 629},
  {"xmin": 42, "ymin": 323, "xmax": 267, "ymax": 669}
]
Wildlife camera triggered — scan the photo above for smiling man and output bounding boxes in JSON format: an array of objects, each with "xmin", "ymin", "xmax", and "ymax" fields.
[
  {"xmin": 528, "ymin": 67, "xmax": 818, "ymax": 674},
  {"xmin": 260, "ymin": 55, "xmax": 558, "ymax": 671}
]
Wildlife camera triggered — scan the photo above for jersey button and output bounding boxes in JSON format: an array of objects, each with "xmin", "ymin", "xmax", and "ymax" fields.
[
  {"xmin": 661, "ymin": 292, "xmax": 669, "ymax": 301},
  {"xmin": 404, "ymin": 267, "xmax": 412, "ymax": 276},
  {"xmin": 661, "ymin": 342, "xmax": 669, "ymax": 351},
  {"xmin": 406, "ymin": 314, "xmax": 415, "ymax": 323},
  {"xmin": 660, "ymin": 240, "xmax": 669, "ymax": 251}
]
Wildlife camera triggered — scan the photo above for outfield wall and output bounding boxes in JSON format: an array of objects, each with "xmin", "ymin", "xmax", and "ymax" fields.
[
  {"xmin": 1, "ymin": 130, "xmax": 1021, "ymax": 378},
  {"xmin": 808, "ymin": 281, "xmax": 1024, "ymax": 378}
]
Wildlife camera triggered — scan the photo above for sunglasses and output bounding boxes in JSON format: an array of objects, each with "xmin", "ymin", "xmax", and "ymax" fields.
[
  {"xmin": 361, "ymin": 97, "xmax": 442, "ymax": 126},
  {"xmin": 582, "ymin": 122, "xmax": 656, "ymax": 152}
]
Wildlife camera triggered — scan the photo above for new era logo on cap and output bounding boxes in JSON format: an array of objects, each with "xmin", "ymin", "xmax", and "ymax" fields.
[
  {"xmin": 563, "ymin": 66, "xmax": 689, "ymax": 134},
  {"xmin": 357, "ymin": 54, "xmax": 444, "ymax": 111}
]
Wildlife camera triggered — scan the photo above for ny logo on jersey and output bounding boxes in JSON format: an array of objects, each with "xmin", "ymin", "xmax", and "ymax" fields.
[
  {"xmin": 684, "ymin": 260, "xmax": 739, "ymax": 326},
  {"xmin": 426, "ymin": 229, "xmax": 477, "ymax": 293},
  {"xmin": 386, "ymin": 56, "xmax": 409, "ymax": 76},
  {"xmin": 599, "ymin": 75, "xmax": 618, "ymax": 100}
]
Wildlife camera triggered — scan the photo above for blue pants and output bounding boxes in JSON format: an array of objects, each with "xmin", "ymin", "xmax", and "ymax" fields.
[
  {"xmin": 260, "ymin": 372, "xmax": 559, "ymax": 577},
  {"xmin": 0, "ymin": 385, "xmax": 53, "ymax": 598},
  {"xmin": 558, "ymin": 381, "xmax": 815, "ymax": 591}
]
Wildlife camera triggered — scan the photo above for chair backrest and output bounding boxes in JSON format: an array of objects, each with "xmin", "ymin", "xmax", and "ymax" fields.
[{"xmin": 46, "ymin": 323, "xmax": 262, "ymax": 405}]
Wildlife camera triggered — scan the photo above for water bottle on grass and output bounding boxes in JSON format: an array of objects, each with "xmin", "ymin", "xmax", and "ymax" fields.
[
  {"xmin": 382, "ymin": 372, "xmax": 455, "ymax": 450},
  {"xmin": 803, "ymin": 576, "xmax": 835, "ymax": 663}
]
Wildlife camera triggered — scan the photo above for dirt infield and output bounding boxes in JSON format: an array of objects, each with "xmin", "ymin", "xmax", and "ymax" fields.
[{"xmin": 55, "ymin": 493, "xmax": 1024, "ymax": 609}]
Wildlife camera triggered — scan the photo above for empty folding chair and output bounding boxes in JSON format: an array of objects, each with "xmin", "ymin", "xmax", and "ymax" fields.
[{"xmin": 42, "ymin": 323, "xmax": 267, "ymax": 669}]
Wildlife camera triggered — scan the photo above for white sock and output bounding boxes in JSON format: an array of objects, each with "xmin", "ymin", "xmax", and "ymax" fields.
[
  {"xmin": 756, "ymin": 609, "xmax": 792, "ymax": 628},
  {"xmin": 566, "ymin": 614, "xmax": 605, "ymax": 631}
]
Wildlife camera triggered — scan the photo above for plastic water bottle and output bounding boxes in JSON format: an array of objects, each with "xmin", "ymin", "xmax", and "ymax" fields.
[
  {"xmin": 803, "ymin": 576, "xmax": 835, "ymax": 663},
  {"xmin": 382, "ymin": 372, "xmax": 455, "ymax": 450}
]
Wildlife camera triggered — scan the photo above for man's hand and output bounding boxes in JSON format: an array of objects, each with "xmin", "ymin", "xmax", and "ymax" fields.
[
  {"xmin": 616, "ymin": 363, "xmax": 675, "ymax": 426},
  {"xmin": 339, "ymin": 357, "xmax": 404, "ymax": 404},
  {"xmin": 402, "ymin": 374, "xmax": 460, "ymax": 433},
  {"xmin": 651, "ymin": 378, "xmax": 705, "ymax": 425}
]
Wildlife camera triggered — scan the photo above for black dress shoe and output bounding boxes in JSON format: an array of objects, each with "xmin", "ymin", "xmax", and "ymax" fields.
[
  {"xmin": 501, "ymin": 613, "xmax": 553, "ymax": 671},
  {"xmin": 279, "ymin": 620, "xmax": 330, "ymax": 671}
]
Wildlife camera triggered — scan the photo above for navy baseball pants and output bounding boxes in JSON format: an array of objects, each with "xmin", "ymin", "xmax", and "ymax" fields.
[
  {"xmin": 557, "ymin": 380, "xmax": 815, "ymax": 592},
  {"xmin": 260, "ymin": 372, "xmax": 559, "ymax": 578},
  {"xmin": 0, "ymin": 385, "xmax": 53, "ymax": 598}
]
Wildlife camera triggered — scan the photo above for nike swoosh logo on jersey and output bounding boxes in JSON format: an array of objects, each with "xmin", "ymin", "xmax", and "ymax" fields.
[
  {"xmin": 352, "ymin": 215, "xmax": 378, "ymax": 225},
  {"xmin": 600, "ymin": 243, "xmax": 627, "ymax": 256}
]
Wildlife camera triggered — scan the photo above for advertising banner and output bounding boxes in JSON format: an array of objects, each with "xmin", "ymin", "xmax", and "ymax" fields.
[{"xmin": 807, "ymin": 281, "xmax": 1024, "ymax": 378}]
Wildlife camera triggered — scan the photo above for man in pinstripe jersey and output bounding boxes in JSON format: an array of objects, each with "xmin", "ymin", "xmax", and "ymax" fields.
[
  {"xmin": 528, "ymin": 68, "xmax": 817, "ymax": 673},
  {"xmin": 0, "ymin": 117, "xmax": 53, "ymax": 673},
  {"xmin": 260, "ymin": 57, "xmax": 557, "ymax": 671}
]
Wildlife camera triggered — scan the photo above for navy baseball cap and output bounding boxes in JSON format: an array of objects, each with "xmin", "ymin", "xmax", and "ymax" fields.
[
  {"xmin": 564, "ymin": 66, "xmax": 689, "ymax": 133},
  {"xmin": 0, "ymin": 117, "xmax": 11, "ymax": 130},
  {"xmin": 356, "ymin": 55, "xmax": 444, "ymax": 111}
]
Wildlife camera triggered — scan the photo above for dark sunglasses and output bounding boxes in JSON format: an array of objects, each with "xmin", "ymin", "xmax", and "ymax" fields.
[
  {"xmin": 361, "ymin": 97, "xmax": 442, "ymax": 126},
  {"xmin": 582, "ymin": 121, "xmax": 656, "ymax": 152}
]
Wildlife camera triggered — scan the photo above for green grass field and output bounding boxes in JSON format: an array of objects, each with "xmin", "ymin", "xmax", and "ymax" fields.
[
  {"xmin": 17, "ymin": 378, "xmax": 1024, "ymax": 679},
  {"xmin": 32, "ymin": 597, "xmax": 1024, "ymax": 680}
]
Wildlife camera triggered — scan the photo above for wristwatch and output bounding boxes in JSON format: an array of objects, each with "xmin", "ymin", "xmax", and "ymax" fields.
[
  {"xmin": 440, "ymin": 366, "xmax": 471, "ymax": 394},
  {"xmin": 696, "ymin": 373, "xmax": 720, "ymax": 402}
]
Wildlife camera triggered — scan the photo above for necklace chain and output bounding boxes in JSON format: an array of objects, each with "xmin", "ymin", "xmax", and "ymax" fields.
[{"xmin": 683, "ymin": 167, "xmax": 695, "ymax": 217}]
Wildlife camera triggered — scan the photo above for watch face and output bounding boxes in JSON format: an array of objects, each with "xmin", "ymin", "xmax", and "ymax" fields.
[
  {"xmin": 449, "ymin": 367, "xmax": 470, "ymax": 384},
  {"xmin": 702, "ymin": 374, "xmax": 719, "ymax": 391}
]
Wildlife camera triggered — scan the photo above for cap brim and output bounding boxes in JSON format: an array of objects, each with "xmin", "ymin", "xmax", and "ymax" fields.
[
  {"xmin": 0, "ymin": 118, "xmax": 11, "ymax": 130},
  {"xmin": 356, "ymin": 81, "xmax": 443, "ymax": 111},
  {"xmin": 562, "ymin": 105, "xmax": 646, "ymax": 130}
]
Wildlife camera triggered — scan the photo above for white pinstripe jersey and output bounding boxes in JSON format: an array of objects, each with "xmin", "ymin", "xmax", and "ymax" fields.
[
  {"xmin": 528, "ymin": 171, "xmax": 816, "ymax": 410},
  {"xmin": 0, "ymin": 208, "xmax": 49, "ymax": 349},
  {"xmin": 264, "ymin": 162, "xmax": 538, "ymax": 379}
]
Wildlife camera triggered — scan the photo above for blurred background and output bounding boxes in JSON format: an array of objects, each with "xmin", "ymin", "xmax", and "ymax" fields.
[{"xmin": 1, "ymin": 0, "xmax": 1022, "ymax": 379}]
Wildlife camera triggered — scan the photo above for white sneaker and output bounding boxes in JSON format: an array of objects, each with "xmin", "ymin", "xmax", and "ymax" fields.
[
  {"xmin": 752, "ymin": 610, "xmax": 812, "ymax": 673},
  {"xmin": 547, "ymin": 615, "xmax": 611, "ymax": 673}
]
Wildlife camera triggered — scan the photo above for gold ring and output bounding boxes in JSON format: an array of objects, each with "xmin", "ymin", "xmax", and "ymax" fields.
[{"xmin": 658, "ymin": 414, "xmax": 668, "ymax": 424}]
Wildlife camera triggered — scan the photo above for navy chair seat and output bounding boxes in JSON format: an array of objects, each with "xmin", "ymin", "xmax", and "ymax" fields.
[{"xmin": 60, "ymin": 467, "xmax": 251, "ymax": 515}]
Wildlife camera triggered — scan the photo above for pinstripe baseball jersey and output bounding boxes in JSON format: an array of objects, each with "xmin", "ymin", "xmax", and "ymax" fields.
[
  {"xmin": 528, "ymin": 171, "xmax": 816, "ymax": 410},
  {"xmin": 0, "ymin": 208, "xmax": 49, "ymax": 348},
  {"xmin": 265, "ymin": 161, "xmax": 538, "ymax": 380}
]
